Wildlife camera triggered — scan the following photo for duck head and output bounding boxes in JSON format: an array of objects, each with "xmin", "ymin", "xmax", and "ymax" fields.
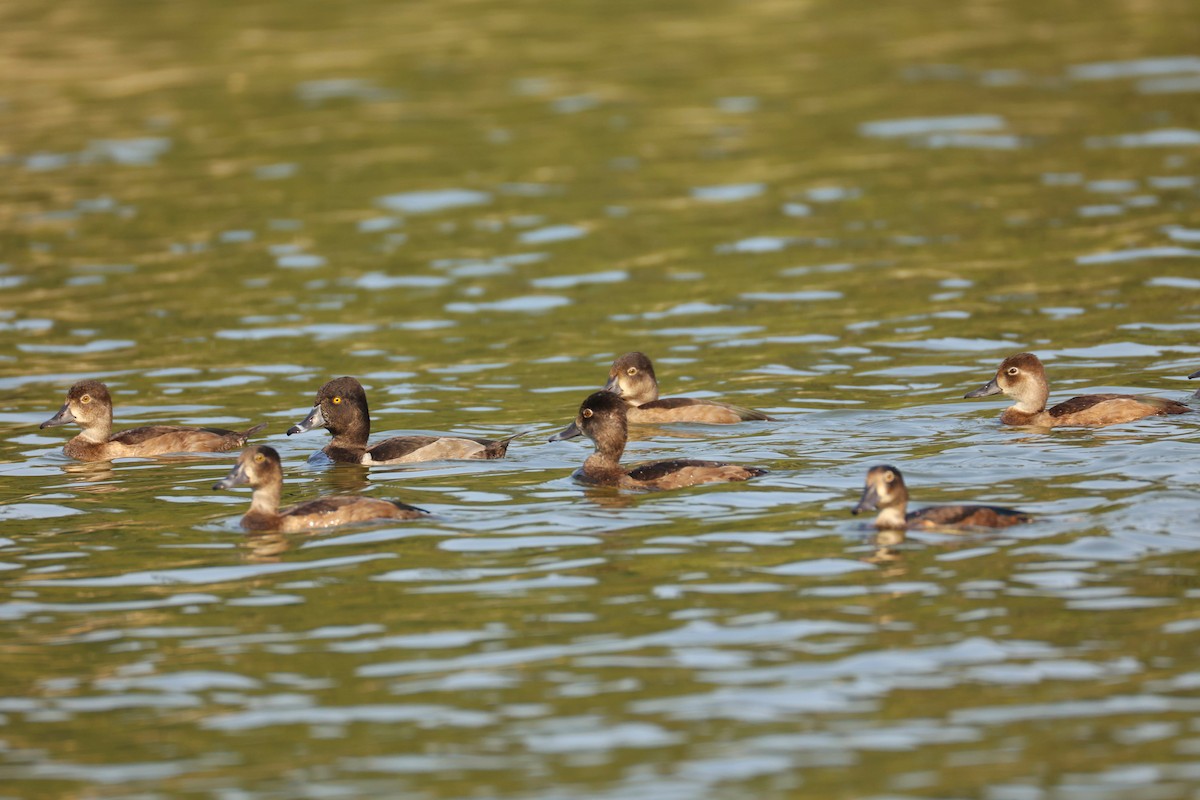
[
  {"xmin": 214, "ymin": 444, "xmax": 283, "ymax": 491},
  {"xmin": 603, "ymin": 352, "xmax": 659, "ymax": 406},
  {"xmin": 288, "ymin": 376, "xmax": 370, "ymax": 438},
  {"xmin": 965, "ymin": 352, "xmax": 1049, "ymax": 413},
  {"xmin": 550, "ymin": 390, "xmax": 628, "ymax": 461},
  {"xmin": 852, "ymin": 464, "xmax": 910, "ymax": 529},
  {"xmin": 40, "ymin": 380, "xmax": 114, "ymax": 438}
]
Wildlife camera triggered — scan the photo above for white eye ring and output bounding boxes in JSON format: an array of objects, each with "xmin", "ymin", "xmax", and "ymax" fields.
[
  {"xmin": 1006, "ymin": 367, "xmax": 1019, "ymax": 376},
  {"xmin": 627, "ymin": 367, "xmax": 637, "ymax": 376},
  {"xmin": 582, "ymin": 408, "xmax": 594, "ymax": 419},
  {"xmin": 883, "ymin": 470, "xmax": 895, "ymax": 483}
]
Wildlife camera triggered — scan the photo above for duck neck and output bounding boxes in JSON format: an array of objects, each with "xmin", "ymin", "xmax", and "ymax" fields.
[
  {"xmin": 1012, "ymin": 383, "xmax": 1048, "ymax": 414},
  {"xmin": 78, "ymin": 411, "xmax": 114, "ymax": 443},
  {"xmin": 580, "ymin": 453, "xmax": 627, "ymax": 485},
  {"xmin": 584, "ymin": 450, "xmax": 623, "ymax": 471},
  {"xmin": 329, "ymin": 412, "xmax": 370, "ymax": 451},
  {"xmin": 325, "ymin": 442, "xmax": 367, "ymax": 463},
  {"xmin": 874, "ymin": 506, "xmax": 908, "ymax": 529},
  {"xmin": 1000, "ymin": 408, "xmax": 1046, "ymax": 426},
  {"xmin": 590, "ymin": 426, "xmax": 626, "ymax": 464},
  {"xmin": 627, "ymin": 380, "xmax": 658, "ymax": 406},
  {"xmin": 580, "ymin": 419, "xmax": 626, "ymax": 483},
  {"xmin": 249, "ymin": 482, "xmax": 282, "ymax": 518}
]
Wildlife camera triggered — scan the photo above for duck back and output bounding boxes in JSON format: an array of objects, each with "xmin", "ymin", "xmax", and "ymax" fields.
[
  {"xmin": 1042, "ymin": 393, "xmax": 1190, "ymax": 426},
  {"xmin": 275, "ymin": 496, "xmax": 425, "ymax": 532},
  {"xmin": 363, "ymin": 433, "xmax": 513, "ymax": 464},
  {"xmin": 908, "ymin": 504, "xmax": 1031, "ymax": 529},
  {"xmin": 69, "ymin": 422, "xmax": 266, "ymax": 460},
  {"xmin": 629, "ymin": 398, "xmax": 774, "ymax": 424},
  {"xmin": 625, "ymin": 459, "xmax": 766, "ymax": 490}
]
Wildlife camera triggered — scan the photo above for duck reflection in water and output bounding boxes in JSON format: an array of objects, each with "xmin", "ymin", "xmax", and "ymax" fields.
[
  {"xmin": 240, "ymin": 531, "xmax": 292, "ymax": 562},
  {"xmin": 58, "ymin": 460, "xmax": 120, "ymax": 490}
]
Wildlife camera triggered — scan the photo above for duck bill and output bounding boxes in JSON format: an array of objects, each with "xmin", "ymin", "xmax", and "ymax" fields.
[
  {"xmin": 40, "ymin": 403, "xmax": 75, "ymax": 429},
  {"xmin": 964, "ymin": 377, "xmax": 1002, "ymax": 399},
  {"xmin": 852, "ymin": 484, "xmax": 880, "ymax": 516},
  {"xmin": 1190, "ymin": 369, "xmax": 1200, "ymax": 380},
  {"xmin": 548, "ymin": 420, "xmax": 582, "ymax": 442},
  {"xmin": 287, "ymin": 405, "xmax": 325, "ymax": 436},
  {"xmin": 213, "ymin": 461, "xmax": 249, "ymax": 490},
  {"xmin": 603, "ymin": 375, "xmax": 623, "ymax": 396}
]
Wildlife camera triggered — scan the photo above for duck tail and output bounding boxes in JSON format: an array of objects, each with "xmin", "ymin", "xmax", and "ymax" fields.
[
  {"xmin": 484, "ymin": 429, "xmax": 533, "ymax": 458},
  {"xmin": 1143, "ymin": 397, "xmax": 1192, "ymax": 416},
  {"xmin": 238, "ymin": 422, "xmax": 269, "ymax": 443}
]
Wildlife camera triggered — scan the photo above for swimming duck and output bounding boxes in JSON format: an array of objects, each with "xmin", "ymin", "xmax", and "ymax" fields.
[
  {"xmin": 549, "ymin": 390, "xmax": 766, "ymax": 490},
  {"xmin": 603, "ymin": 352, "xmax": 775, "ymax": 424},
  {"xmin": 214, "ymin": 445, "xmax": 425, "ymax": 531},
  {"xmin": 40, "ymin": 380, "xmax": 266, "ymax": 462},
  {"xmin": 852, "ymin": 465, "xmax": 1031, "ymax": 530},
  {"xmin": 964, "ymin": 352, "xmax": 1190, "ymax": 427},
  {"xmin": 287, "ymin": 376, "xmax": 515, "ymax": 464}
]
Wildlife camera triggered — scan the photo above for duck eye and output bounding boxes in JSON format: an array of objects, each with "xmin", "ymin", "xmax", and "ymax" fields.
[
  {"xmin": 1006, "ymin": 367, "xmax": 1019, "ymax": 376},
  {"xmin": 80, "ymin": 395, "xmax": 91, "ymax": 404},
  {"xmin": 254, "ymin": 453, "xmax": 264, "ymax": 463},
  {"xmin": 582, "ymin": 408, "xmax": 594, "ymax": 419},
  {"xmin": 627, "ymin": 367, "xmax": 637, "ymax": 376},
  {"xmin": 883, "ymin": 471, "xmax": 895, "ymax": 483},
  {"xmin": 332, "ymin": 396, "xmax": 342, "ymax": 405}
]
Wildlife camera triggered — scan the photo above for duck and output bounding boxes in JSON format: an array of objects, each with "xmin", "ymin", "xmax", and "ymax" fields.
[
  {"xmin": 213, "ymin": 445, "xmax": 425, "ymax": 531},
  {"xmin": 964, "ymin": 352, "xmax": 1190, "ymax": 427},
  {"xmin": 1188, "ymin": 368, "xmax": 1200, "ymax": 397},
  {"xmin": 549, "ymin": 390, "xmax": 767, "ymax": 490},
  {"xmin": 602, "ymin": 352, "xmax": 775, "ymax": 424},
  {"xmin": 40, "ymin": 380, "xmax": 267, "ymax": 462},
  {"xmin": 286, "ymin": 376, "xmax": 516, "ymax": 464},
  {"xmin": 852, "ymin": 465, "xmax": 1031, "ymax": 530}
]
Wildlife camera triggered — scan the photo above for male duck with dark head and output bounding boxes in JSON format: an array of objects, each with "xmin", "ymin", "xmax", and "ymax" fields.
[
  {"xmin": 965, "ymin": 352, "xmax": 1190, "ymax": 427},
  {"xmin": 214, "ymin": 445, "xmax": 425, "ymax": 532},
  {"xmin": 287, "ymin": 376, "xmax": 515, "ymax": 464},
  {"xmin": 603, "ymin": 352, "xmax": 775, "ymax": 424},
  {"xmin": 40, "ymin": 380, "xmax": 266, "ymax": 462},
  {"xmin": 550, "ymin": 390, "xmax": 766, "ymax": 490},
  {"xmin": 853, "ymin": 465, "xmax": 1031, "ymax": 530}
]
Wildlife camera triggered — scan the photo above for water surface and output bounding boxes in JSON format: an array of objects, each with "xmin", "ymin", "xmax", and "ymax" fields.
[{"xmin": 3, "ymin": 0, "xmax": 1200, "ymax": 797}]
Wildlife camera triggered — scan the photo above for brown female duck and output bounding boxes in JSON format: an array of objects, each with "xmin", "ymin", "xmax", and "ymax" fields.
[
  {"xmin": 852, "ymin": 465, "xmax": 1031, "ymax": 530},
  {"xmin": 287, "ymin": 376, "xmax": 515, "ymax": 464},
  {"xmin": 965, "ymin": 352, "xmax": 1190, "ymax": 427},
  {"xmin": 603, "ymin": 352, "xmax": 775, "ymax": 424},
  {"xmin": 40, "ymin": 380, "xmax": 266, "ymax": 461},
  {"xmin": 214, "ymin": 445, "xmax": 425, "ymax": 531},
  {"xmin": 550, "ymin": 390, "xmax": 766, "ymax": 490}
]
